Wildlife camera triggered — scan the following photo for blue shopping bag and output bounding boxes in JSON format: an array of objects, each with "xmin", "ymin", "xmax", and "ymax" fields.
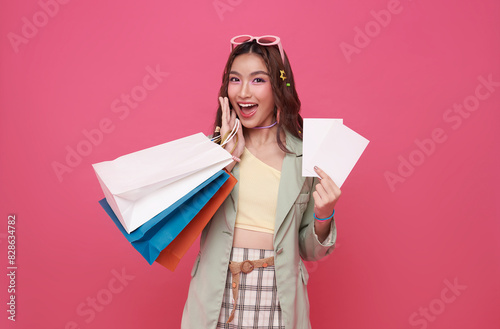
[{"xmin": 99, "ymin": 170, "xmax": 230, "ymax": 264}]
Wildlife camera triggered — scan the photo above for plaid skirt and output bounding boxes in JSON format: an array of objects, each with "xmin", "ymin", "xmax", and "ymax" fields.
[{"xmin": 216, "ymin": 247, "xmax": 284, "ymax": 329}]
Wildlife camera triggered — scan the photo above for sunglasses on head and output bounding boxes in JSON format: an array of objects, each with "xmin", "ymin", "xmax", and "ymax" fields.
[{"xmin": 230, "ymin": 35, "xmax": 285, "ymax": 64}]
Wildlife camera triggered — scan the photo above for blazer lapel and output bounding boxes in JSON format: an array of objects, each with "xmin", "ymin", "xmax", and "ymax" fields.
[
  {"xmin": 227, "ymin": 163, "xmax": 240, "ymax": 227},
  {"xmin": 274, "ymin": 132, "xmax": 305, "ymax": 239}
]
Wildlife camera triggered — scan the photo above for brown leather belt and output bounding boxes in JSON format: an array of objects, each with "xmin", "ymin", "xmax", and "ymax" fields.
[{"xmin": 226, "ymin": 256, "xmax": 275, "ymax": 323}]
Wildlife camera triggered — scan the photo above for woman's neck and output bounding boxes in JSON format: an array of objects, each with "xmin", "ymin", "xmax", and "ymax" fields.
[{"xmin": 244, "ymin": 126, "xmax": 277, "ymax": 148}]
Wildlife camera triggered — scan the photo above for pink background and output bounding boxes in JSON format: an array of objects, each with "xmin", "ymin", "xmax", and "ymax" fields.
[{"xmin": 1, "ymin": 0, "xmax": 499, "ymax": 328}]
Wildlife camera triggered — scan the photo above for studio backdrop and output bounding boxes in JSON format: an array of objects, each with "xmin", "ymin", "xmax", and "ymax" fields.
[{"xmin": 1, "ymin": 0, "xmax": 499, "ymax": 328}]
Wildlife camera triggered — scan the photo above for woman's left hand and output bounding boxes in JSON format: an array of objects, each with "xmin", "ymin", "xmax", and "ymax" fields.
[{"xmin": 312, "ymin": 166, "xmax": 341, "ymax": 220}]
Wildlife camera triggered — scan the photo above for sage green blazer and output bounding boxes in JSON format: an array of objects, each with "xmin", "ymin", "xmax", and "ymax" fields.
[{"xmin": 181, "ymin": 131, "xmax": 337, "ymax": 329}]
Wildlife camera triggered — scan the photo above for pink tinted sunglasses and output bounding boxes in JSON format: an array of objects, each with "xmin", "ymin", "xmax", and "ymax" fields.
[{"xmin": 230, "ymin": 35, "xmax": 285, "ymax": 64}]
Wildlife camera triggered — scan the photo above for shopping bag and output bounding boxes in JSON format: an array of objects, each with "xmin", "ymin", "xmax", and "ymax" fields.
[
  {"xmin": 155, "ymin": 171, "xmax": 237, "ymax": 271},
  {"xmin": 99, "ymin": 170, "xmax": 231, "ymax": 264},
  {"xmin": 92, "ymin": 133, "xmax": 233, "ymax": 233}
]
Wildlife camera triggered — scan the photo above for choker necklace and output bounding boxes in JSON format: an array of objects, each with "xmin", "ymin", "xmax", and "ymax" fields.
[{"xmin": 251, "ymin": 121, "xmax": 277, "ymax": 129}]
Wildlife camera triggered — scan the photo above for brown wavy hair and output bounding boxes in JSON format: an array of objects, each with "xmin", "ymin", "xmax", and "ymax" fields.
[{"xmin": 212, "ymin": 39, "xmax": 303, "ymax": 154}]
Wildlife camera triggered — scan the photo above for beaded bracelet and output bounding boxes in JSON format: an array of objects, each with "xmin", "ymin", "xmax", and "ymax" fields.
[{"xmin": 314, "ymin": 210, "xmax": 335, "ymax": 221}]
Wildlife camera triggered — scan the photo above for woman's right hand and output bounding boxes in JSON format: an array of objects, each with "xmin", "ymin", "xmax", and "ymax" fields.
[{"xmin": 219, "ymin": 96, "xmax": 245, "ymax": 171}]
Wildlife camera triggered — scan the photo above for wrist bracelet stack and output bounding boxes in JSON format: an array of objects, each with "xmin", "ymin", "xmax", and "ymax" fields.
[{"xmin": 314, "ymin": 210, "xmax": 335, "ymax": 221}]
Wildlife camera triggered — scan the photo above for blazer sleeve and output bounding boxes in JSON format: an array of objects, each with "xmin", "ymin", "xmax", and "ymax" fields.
[{"xmin": 298, "ymin": 177, "xmax": 337, "ymax": 261}]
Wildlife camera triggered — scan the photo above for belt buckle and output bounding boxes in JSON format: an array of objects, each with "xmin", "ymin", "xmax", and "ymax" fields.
[{"xmin": 240, "ymin": 260, "xmax": 254, "ymax": 274}]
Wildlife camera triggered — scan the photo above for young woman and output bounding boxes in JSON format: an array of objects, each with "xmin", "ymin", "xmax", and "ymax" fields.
[{"xmin": 181, "ymin": 35, "xmax": 341, "ymax": 329}]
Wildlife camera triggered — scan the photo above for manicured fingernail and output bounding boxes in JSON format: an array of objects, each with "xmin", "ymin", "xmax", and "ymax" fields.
[{"xmin": 314, "ymin": 166, "xmax": 318, "ymax": 170}]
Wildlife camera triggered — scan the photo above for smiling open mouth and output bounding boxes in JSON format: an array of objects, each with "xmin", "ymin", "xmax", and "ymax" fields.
[{"xmin": 238, "ymin": 103, "xmax": 258, "ymax": 118}]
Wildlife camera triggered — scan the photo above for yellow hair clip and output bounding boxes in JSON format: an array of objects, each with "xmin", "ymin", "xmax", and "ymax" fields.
[{"xmin": 280, "ymin": 70, "xmax": 287, "ymax": 81}]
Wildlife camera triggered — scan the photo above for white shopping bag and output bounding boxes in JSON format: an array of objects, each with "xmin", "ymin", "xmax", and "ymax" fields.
[{"xmin": 92, "ymin": 133, "xmax": 233, "ymax": 233}]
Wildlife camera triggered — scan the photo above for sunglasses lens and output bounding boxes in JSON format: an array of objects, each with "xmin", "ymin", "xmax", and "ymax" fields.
[
  {"xmin": 257, "ymin": 37, "xmax": 277, "ymax": 45},
  {"xmin": 233, "ymin": 36, "xmax": 252, "ymax": 44}
]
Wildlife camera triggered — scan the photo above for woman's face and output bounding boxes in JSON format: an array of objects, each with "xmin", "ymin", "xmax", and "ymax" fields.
[{"xmin": 227, "ymin": 53, "xmax": 276, "ymax": 128}]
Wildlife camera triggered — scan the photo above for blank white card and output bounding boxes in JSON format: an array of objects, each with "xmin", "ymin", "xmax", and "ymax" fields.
[{"xmin": 302, "ymin": 119, "xmax": 369, "ymax": 187}]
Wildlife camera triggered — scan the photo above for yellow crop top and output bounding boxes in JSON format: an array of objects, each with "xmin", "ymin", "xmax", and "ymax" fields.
[{"xmin": 235, "ymin": 148, "xmax": 281, "ymax": 234}]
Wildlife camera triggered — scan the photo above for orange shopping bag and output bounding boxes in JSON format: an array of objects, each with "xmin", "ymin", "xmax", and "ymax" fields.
[{"xmin": 155, "ymin": 171, "xmax": 237, "ymax": 271}]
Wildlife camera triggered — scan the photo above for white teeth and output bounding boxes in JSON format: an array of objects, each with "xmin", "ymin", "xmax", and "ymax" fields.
[{"xmin": 239, "ymin": 103, "xmax": 256, "ymax": 108}]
